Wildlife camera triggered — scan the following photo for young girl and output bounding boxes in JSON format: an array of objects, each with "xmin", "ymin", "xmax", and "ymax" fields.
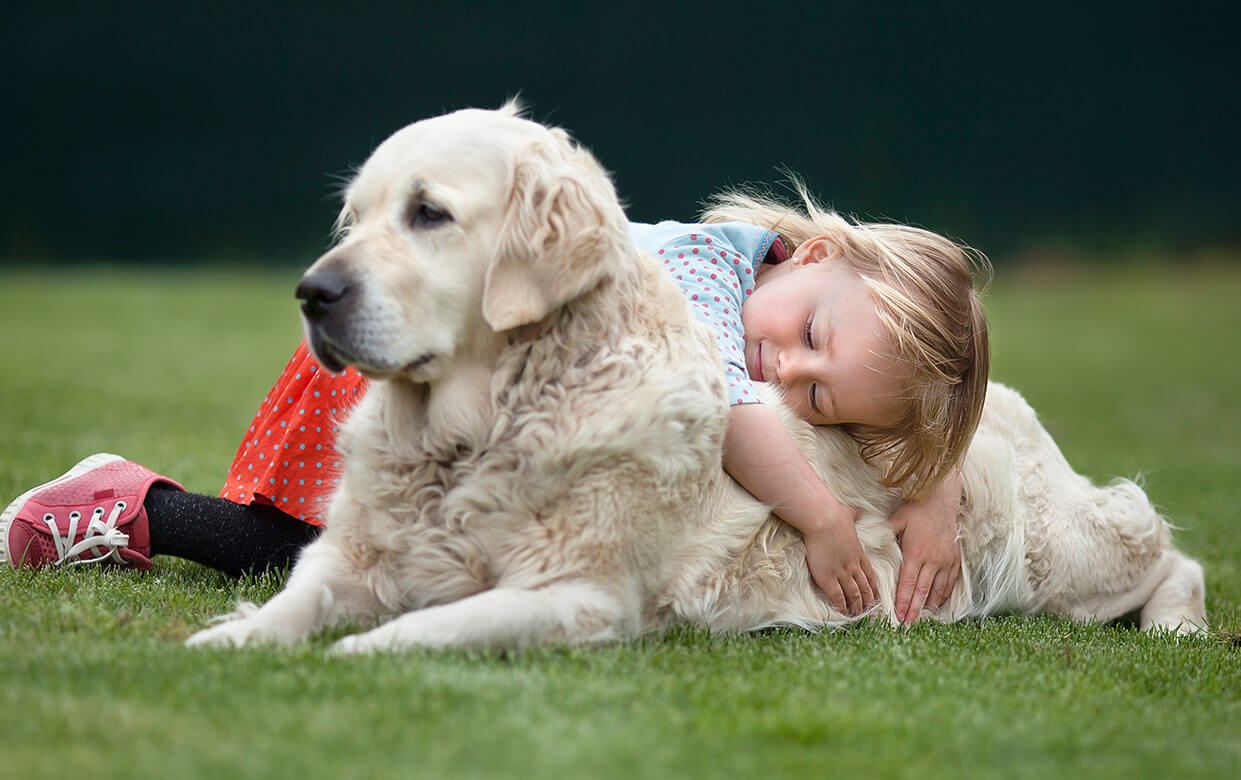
[{"xmin": 1, "ymin": 184, "xmax": 989, "ymax": 626}]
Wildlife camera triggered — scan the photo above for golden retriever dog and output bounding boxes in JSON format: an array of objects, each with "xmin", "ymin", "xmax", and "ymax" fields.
[{"xmin": 187, "ymin": 107, "xmax": 1205, "ymax": 652}]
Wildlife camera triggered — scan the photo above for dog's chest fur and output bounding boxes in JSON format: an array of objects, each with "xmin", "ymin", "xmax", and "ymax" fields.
[{"xmin": 331, "ymin": 297, "xmax": 729, "ymax": 612}]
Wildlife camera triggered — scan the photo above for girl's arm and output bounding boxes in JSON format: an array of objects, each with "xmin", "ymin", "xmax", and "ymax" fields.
[
  {"xmin": 723, "ymin": 403, "xmax": 878, "ymax": 616},
  {"xmin": 886, "ymin": 470, "xmax": 963, "ymax": 624}
]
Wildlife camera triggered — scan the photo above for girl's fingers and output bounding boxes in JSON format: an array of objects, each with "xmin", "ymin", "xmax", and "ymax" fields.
[
  {"xmin": 855, "ymin": 571, "xmax": 875, "ymax": 612},
  {"xmin": 826, "ymin": 581, "xmax": 847, "ymax": 615},
  {"xmin": 843, "ymin": 578, "xmax": 863, "ymax": 616},
  {"xmin": 895, "ymin": 562, "xmax": 921, "ymax": 622},
  {"xmin": 926, "ymin": 569, "xmax": 950, "ymax": 613},
  {"xmin": 931, "ymin": 560, "xmax": 960, "ymax": 611},
  {"xmin": 904, "ymin": 566, "xmax": 938, "ymax": 625}
]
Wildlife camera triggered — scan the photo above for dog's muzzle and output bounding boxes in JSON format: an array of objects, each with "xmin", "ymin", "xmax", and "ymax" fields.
[{"xmin": 294, "ymin": 271, "xmax": 438, "ymax": 377}]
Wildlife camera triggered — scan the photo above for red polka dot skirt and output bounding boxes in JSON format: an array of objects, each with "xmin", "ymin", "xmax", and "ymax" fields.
[{"xmin": 219, "ymin": 341, "xmax": 368, "ymax": 525}]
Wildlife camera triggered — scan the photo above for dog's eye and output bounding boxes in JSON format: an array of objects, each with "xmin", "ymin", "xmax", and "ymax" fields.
[{"xmin": 409, "ymin": 202, "xmax": 451, "ymax": 228}]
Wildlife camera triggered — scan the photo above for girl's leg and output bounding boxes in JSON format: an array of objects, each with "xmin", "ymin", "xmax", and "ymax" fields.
[
  {"xmin": 2, "ymin": 453, "xmax": 319, "ymax": 576},
  {"xmin": 145, "ymin": 485, "xmax": 321, "ymax": 576}
]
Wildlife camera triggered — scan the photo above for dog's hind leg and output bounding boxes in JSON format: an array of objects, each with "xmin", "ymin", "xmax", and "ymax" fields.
[
  {"xmin": 1061, "ymin": 548, "xmax": 1207, "ymax": 635},
  {"xmin": 331, "ymin": 581, "xmax": 634, "ymax": 654},
  {"xmin": 1139, "ymin": 550, "xmax": 1207, "ymax": 635},
  {"xmin": 186, "ymin": 538, "xmax": 386, "ymax": 648}
]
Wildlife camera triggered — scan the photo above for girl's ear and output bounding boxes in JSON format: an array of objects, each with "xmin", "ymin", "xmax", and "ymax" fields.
[{"xmin": 791, "ymin": 235, "xmax": 843, "ymax": 266}]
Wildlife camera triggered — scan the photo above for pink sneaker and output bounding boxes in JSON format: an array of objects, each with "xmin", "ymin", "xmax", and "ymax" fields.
[{"xmin": 1, "ymin": 454, "xmax": 184, "ymax": 569}]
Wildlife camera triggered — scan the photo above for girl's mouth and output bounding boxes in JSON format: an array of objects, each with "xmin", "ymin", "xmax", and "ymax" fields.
[{"xmin": 754, "ymin": 343, "xmax": 765, "ymax": 382}]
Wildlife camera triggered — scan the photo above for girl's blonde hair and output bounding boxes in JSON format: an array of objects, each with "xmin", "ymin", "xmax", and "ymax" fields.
[{"xmin": 701, "ymin": 181, "xmax": 991, "ymax": 499}]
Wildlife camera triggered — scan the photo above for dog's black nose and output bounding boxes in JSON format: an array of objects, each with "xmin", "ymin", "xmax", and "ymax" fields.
[{"xmin": 296, "ymin": 272, "xmax": 352, "ymax": 321}]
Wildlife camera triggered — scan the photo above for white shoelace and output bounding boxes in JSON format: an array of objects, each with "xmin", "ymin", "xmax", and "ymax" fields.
[{"xmin": 42, "ymin": 502, "xmax": 131, "ymax": 566}]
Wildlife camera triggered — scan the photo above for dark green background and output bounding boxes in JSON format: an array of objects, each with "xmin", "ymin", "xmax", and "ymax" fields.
[{"xmin": 5, "ymin": 2, "xmax": 1237, "ymax": 263}]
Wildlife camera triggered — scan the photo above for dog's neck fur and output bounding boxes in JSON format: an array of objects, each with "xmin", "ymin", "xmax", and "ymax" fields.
[{"xmin": 492, "ymin": 246, "xmax": 665, "ymax": 399}]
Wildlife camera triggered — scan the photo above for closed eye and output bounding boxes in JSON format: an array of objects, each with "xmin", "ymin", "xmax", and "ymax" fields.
[
  {"xmin": 804, "ymin": 317, "xmax": 822, "ymax": 415},
  {"xmin": 407, "ymin": 201, "xmax": 452, "ymax": 229}
]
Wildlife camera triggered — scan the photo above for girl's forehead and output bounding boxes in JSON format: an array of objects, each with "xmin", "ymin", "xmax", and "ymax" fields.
[{"xmin": 800, "ymin": 259, "xmax": 871, "ymax": 305}]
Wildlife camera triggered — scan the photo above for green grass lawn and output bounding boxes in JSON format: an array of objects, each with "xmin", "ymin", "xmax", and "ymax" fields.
[{"xmin": 1, "ymin": 263, "xmax": 1238, "ymax": 778}]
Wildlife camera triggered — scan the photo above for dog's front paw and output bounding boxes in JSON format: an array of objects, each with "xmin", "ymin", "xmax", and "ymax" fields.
[
  {"xmin": 330, "ymin": 620, "xmax": 416, "ymax": 655},
  {"xmin": 186, "ymin": 619, "xmax": 258, "ymax": 648},
  {"xmin": 330, "ymin": 632, "xmax": 380, "ymax": 656},
  {"xmin": 185, "ymin": 603, "xmax": 263, "ymax": 648}
]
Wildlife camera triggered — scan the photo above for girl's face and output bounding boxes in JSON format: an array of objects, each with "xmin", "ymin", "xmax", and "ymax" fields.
[{"xmin": 741, "ymin": 237, "xmax": 908, "ymax": 427}]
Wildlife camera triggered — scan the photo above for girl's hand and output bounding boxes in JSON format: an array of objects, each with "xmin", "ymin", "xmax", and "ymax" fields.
[
  {"xmin": 803, "ymin": 510, "xmax": 878, "ymax": 617},
  {"xmin": 887, "ymin": 472, "xmax": 964, "ymax": 625},
  {"xmin": 720, "ymin": 404, "xmax": 878, "ymax": 617}
]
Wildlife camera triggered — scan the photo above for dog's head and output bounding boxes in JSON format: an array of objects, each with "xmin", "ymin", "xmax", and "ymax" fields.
[{"xmin": 296, "ymin": 105, "xmax": 629, "ymax": 381}]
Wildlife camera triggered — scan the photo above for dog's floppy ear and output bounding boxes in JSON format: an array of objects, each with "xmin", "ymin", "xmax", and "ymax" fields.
[{"xmin": 484, "ymin": 130, "xmax": 628, "ymax": 331}]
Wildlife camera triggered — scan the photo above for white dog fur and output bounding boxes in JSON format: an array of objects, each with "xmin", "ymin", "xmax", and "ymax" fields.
[{"xmin": 187, "ymin": 107, "xmax": 1206, "ymax": 653}]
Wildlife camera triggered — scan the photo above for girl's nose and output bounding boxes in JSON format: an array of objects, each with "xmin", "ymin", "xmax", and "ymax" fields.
[{"xmin": 776, "ymin": 349, "xmax": 804, "ymax": 383}]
